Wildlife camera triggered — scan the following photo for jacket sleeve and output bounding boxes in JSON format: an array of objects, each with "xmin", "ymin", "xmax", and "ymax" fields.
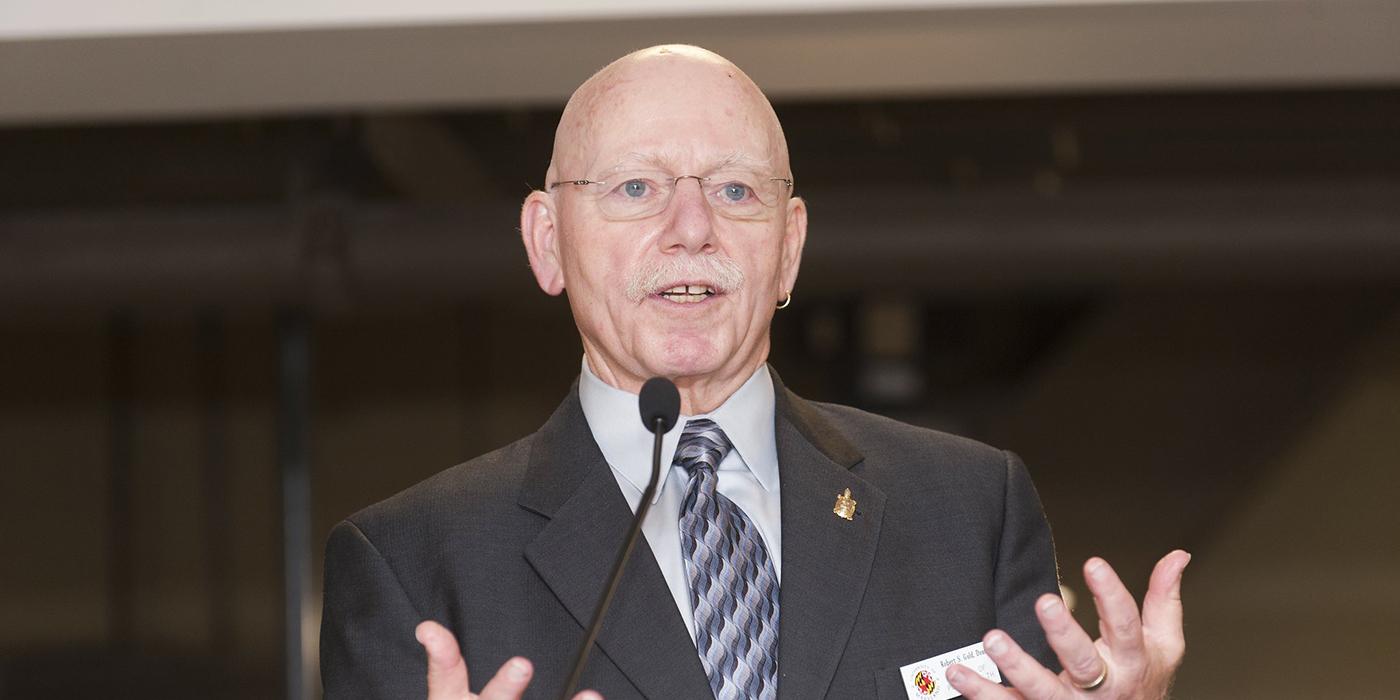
[
  {"xmin": 320, "ymin": 519, "xmax": 429, "ymax": 699},
  {"xmin": 993, "ymin": 451, "xmax": 1063, "ymax": 673}
]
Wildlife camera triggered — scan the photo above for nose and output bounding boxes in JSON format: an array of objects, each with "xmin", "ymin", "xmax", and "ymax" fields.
[{"xmin": 657, "ymin": 176, "xmax": 716, "ymax": 254}]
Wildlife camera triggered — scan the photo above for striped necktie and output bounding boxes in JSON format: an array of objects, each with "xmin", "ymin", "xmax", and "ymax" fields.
[{"xmin": 675, "ymin": 418, "xmax": 780, "ymax": 700}]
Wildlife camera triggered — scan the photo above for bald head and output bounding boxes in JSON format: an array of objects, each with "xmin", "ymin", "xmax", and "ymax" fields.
[{"xmin": 546, "ymin": 45, "xmax": 790, "ymax": 185}]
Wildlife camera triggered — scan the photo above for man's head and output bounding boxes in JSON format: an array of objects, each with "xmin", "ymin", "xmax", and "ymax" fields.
[{"xmin": 520, "ymin": 45, "xmax": 807, "ymax": 412}]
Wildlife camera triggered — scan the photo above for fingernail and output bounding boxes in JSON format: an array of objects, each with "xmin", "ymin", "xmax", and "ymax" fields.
[
  {"xmin": 1038, "ymin": 596, "xmax": 1061, "ymax": 615},
  {"xmin": 947, "ymin": 666, "xmax": 964, "ymax": 683},
  {"xmin": 509, "ymin": 659, "xmax": 530, "ymax": 681},
  {"xmin": 1087, "ymin": 558, "xmax": 1107, "ymax": 579},
  {"xmin": 986, "ymin": 633, "xmax": 1006, "ymax": 655}
]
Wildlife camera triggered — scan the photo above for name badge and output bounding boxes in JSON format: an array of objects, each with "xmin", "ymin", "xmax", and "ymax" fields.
[{"xmin": 898, "ymin": 641, "xmax": 1002, "ymax": 700}]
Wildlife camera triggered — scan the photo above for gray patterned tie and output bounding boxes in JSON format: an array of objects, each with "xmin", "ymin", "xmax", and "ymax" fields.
[{"xmin": 675, "ymin": 418, "xmax": 780, "ymax": 700}]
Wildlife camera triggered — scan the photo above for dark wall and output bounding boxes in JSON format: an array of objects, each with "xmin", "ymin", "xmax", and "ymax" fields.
[{"xmin": 2, "ymin": 89, "xmax": 1398, "ymax": 698}]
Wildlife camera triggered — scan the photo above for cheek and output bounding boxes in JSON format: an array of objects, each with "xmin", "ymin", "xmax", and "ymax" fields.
[
  {"xmin": 578, "ymin": 225, "xmax": 653, "ymax": 282},
  {"xmin": 733, "ymin": 233, "xmax": 786, "ymax": 286},
  {"xmin": 562, "ymin": 236, "xmax": 623, "ymax": 291}
]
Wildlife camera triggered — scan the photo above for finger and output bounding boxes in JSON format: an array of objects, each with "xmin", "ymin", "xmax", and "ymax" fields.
[
  {"xmin": 477, "ymin": 657, "xmax": 534, "ymax": 700},
  {"xmin": 1034, "ymin": 593, "xmax": 1104, "ymax": 689},
  {"xmin": 571, "ymin": 692, "xmax": 605, "ymax": 700},
  {"xmin": 1084, "ymin": 557, "xmax": 1146, "ymax": 666},
  {"xmin": 417, "ymin": 620, "xmax": 472, "ymax": 699},
  {"xmin": 1141, "ymin": 549, "xmax": 1191, "ymax": 662},
  {"xmin": 946, "ymin": 661, "xmax": 1021, "ymax": 700},
  {"xmin": 979, "ymin": 630, "xmax": 1072, "ymax": 700}
]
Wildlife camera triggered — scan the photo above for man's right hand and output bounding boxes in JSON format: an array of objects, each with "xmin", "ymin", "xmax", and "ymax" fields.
[{"xmin": 415, "ymin": 621, "xmax": 604, "ymax": 700}]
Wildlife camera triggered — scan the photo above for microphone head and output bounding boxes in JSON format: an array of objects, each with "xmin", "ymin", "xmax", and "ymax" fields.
[{"xmin": 638, "ymin": 377, "xmax": 681, "ymax": 433}]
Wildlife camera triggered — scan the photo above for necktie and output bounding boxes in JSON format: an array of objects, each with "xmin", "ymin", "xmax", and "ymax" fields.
[{"xmin": 675, "ymin": 418, "xmax": 780, "ymax": 700}]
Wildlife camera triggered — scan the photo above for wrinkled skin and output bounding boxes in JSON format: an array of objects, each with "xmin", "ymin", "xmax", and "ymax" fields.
[{"xmin": 519, "ymin": 44, "xmax": 806, "ymax": 415}]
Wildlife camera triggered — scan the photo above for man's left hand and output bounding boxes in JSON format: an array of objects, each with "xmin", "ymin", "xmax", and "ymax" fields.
[{"xmin": 947, "ymin": 549, "xmax": 1190, "ymax": 700}]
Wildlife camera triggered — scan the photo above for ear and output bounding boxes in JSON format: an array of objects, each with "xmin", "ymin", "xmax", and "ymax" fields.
[
  {"xmin": 778, "ymin": 195, "xmax": 808, "ymax": 297},
  {"xmin": 520, "ymin": 190, "xmax": 566, "ymax": 296}
]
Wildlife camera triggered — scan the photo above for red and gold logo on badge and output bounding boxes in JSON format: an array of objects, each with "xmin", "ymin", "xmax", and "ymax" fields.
[{"xmin": 913, "ymin": 669, "xmax": 938, "ymax": 695}]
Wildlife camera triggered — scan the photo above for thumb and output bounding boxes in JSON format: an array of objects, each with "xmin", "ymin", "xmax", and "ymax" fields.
[{"xmin": 417, "ymin": 620, "xmax": 472, "ymax": 699}]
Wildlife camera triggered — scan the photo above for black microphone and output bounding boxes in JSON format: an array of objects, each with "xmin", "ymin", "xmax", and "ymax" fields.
[
  {"xmin": 638, "ymin": 376, "xmax": 681, "ymax": 434},
  {"xmin": 560, "ymin": 377, "xmax": 680, "ymax": 699}
]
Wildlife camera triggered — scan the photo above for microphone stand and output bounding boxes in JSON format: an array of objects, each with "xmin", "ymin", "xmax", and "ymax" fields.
[{"xmin": 559, "ymin": 416, "xmax": 667, "ymax": 699}]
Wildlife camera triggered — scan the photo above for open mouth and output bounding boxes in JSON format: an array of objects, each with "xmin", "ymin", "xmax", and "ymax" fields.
[{"xmin": 657, "ymin": 284, "xmax": 717, "ymax": 304}]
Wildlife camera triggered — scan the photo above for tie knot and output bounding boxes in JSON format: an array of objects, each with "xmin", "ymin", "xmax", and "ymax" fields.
[{"xmin": 673, "ymin": 418, "xmax": 733, "ymax": 476}]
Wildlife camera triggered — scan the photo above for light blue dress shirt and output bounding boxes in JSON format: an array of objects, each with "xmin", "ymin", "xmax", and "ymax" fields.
[{"xmin": 577, "ymin": 356, "xmax": 783, "ymax": 642}]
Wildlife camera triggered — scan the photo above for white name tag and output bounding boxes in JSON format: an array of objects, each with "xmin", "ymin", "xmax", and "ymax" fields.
[{"xmin": 898, "ymin": 641, "xmax": 1002, "ymax": 700}]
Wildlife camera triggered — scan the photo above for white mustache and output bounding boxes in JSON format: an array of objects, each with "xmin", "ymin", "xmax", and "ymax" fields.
[{"xmin": 624, "ymin": 256, "xmax": 746, "ymax": 303}]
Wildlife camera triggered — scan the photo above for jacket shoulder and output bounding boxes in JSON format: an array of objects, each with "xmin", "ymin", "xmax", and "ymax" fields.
[
  {"xmin": 795, "ymin": 398, "xmax": 1022, "ymax": 504},
  {"xmin": 808, "ymin": 400, "xmax": 1009, "ymax": 467},
  {"xmin": 339, "ymin": 433, "xmax": 537, "ymax": 545}
]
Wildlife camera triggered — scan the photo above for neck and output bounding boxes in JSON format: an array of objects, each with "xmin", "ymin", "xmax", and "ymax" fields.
[
  {"xmin": 583, "ymin": 351, "xmax": 765, "ymax": 415},
  {"xmin": 671, "ymin": 370, "xmax": 759, "ymax": 415}
]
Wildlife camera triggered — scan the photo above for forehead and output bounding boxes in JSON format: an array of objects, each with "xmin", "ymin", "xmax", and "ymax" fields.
[{"xmin": 569, "ymin": 65, "xmax": 780, "ymax": 173}]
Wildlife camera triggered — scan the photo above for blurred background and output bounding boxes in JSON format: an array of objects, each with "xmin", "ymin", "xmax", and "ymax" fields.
[{"xmin": 2, "ymin": 1, "xmax": 1398, "ymax": 698}]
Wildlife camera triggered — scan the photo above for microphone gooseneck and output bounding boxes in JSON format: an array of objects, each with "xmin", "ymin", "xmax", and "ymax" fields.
[{"xmin": 560, "ymin": 377, "xmax": 680, "ymax": 699}]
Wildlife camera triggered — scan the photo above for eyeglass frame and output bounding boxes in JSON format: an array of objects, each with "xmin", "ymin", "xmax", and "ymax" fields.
[{"xmin": 546, "ymin": 172, "xmax": 795, "ymax": 221}]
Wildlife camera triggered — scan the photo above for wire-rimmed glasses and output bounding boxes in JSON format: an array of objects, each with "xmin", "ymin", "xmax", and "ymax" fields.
[{"xmin": 548, "ymin": 170, "xmax": 794, "ymax": 221}]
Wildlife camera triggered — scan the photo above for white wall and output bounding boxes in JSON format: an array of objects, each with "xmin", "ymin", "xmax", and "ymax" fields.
[{"xmin": 3, "ymin": 1, "xmax": 1398, "ymax": 124}]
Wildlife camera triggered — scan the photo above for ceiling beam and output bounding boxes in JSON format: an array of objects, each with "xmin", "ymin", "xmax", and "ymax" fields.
[{"xmin": 3, "ymin": 179, "xmax": 1397, "ymax": 312}]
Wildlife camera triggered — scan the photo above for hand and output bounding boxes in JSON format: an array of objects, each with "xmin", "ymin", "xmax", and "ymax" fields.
[
  {"xmin": 416, "ymin": 621, "xmax": 604, "ymax": 700},
  {"xmin": 946, "ymin": 550, "xmax": 1190, "ymax": 700}
]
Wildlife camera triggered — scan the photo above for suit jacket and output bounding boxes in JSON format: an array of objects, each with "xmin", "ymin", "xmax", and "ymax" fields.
[{"xmin": 321, "ymin": 373, "xmax": 1060, "ymax": 699}]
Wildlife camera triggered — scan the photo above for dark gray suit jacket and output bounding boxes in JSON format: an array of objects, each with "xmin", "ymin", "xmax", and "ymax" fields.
[{"xmin": 321, "ymin": 374, "xmax": 1060, "ymax": 699}]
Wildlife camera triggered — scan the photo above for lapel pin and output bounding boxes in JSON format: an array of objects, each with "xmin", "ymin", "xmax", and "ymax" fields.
[{"xmin": 833, "ymin": 488, "xmax": 857, "ymax": 521}]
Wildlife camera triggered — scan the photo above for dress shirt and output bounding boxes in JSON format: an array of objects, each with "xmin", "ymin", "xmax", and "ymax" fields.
[{"xmin": 578, "ymin": 356, "xmax": 782, "ymax": 641}]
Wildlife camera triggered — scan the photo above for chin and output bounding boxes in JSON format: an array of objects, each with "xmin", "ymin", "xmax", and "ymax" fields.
[{"xmin": 647, "ymin": 334, "xmax": 730, "ymax": 380}]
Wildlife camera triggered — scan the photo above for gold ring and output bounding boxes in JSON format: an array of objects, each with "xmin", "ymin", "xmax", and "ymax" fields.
[
  {"xmin": 776, "ymin": 291, "xmax": 792, "ymax": 309},
  {"xmin": 1072, "ymin": 663, "xmax": 1108, "ymax": 691}
]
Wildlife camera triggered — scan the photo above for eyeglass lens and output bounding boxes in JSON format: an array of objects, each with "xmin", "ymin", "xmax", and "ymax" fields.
[{"xmin": 586, "ymin": 171, "xmax": 788, "ymax": 221}]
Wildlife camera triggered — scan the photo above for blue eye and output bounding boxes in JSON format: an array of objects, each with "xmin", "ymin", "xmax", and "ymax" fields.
[
  {"xmin": 721, "ymin": 183, "xmax": 750, "ymax": 202},
  {"xmin": 623, "ymin": 180, "xmax": 649, "ymax": 198}
]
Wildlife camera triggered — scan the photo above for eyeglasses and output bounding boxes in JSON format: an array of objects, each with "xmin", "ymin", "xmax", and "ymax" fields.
[{"xmin": 548, "ymin": 170, "xmax": 794, "ymax": 221}]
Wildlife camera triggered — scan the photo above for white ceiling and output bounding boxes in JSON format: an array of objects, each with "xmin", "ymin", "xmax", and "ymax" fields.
[
  {"xmin": 2, "ymin": 0, "xmax": 1397, "ymax": 125},
  {"xmin": 0, "ymin": 0, "xmax": 1261, "ymax": 39}
]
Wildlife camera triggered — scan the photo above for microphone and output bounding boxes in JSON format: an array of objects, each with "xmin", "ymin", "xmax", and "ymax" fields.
[
  {"xmin": 560, "ymin": 377, "xmax": 680, "ymax": 699},
  {"xmin": 639, "ymin": 376, "xmax": 681, "ymax": 434}
]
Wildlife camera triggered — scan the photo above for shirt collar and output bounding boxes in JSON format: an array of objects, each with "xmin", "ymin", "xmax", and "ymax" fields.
[{"xmin": 577, "ymin": 356, "xmax": 779, "ymax": 503}]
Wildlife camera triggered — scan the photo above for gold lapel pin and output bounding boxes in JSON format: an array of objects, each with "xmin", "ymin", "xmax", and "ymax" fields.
[{"xmin": 833, "ymin": 488, "xmax": 857, "ymax": 521}]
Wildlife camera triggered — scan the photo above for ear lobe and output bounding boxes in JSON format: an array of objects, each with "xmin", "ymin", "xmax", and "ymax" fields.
[
  {"xmin": 779, "ymin": 196, "xmax": 808, "ymax": 294},
  {"xmin": 520, "ymin": 190, "xmax": 566, "ymax": 296}
]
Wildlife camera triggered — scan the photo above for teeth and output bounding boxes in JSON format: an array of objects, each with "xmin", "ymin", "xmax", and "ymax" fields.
[
  {"xmin": 658, "ymin": 284, "xmax": 715, "ymax": 303},
  {"xmin": 661, "ymin": 284, "xmax": 715, "ymax": 295}
]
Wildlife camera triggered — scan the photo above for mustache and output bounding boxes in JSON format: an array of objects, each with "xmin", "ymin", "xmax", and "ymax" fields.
[{"xmin": 623, "ymin": 256, "xmax": 746, "ymax": 303}]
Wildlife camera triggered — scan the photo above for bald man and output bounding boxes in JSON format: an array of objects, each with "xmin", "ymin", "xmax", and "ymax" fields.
[{"xmin": 320, "ymin": 46, "xmax": 1188, "ymax": 700}]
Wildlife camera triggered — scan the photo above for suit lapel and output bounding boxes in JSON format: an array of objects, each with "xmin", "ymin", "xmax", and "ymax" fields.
[
  {"xmin": 771, "ymin": 375, "xmax": 887, "ymax": 700},
  {"xmin": 519, "ymin": 388, "xmax": 712, "ymax": 699}
]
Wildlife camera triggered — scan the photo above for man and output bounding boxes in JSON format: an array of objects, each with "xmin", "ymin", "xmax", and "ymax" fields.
[{"xmin": 321, "ymin": 45, "xmax": 1189, "ymax": 700}]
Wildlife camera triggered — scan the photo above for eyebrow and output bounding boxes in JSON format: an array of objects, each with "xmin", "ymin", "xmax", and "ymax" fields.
[{"xmin": 603, "ymin": 150, "xmax": 775, "ymax": 175}]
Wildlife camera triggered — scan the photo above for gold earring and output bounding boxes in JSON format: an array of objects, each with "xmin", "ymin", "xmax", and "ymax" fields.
[{"xmin": 777, "ymin": 291, "xmax": 792, "ymax": 309}]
